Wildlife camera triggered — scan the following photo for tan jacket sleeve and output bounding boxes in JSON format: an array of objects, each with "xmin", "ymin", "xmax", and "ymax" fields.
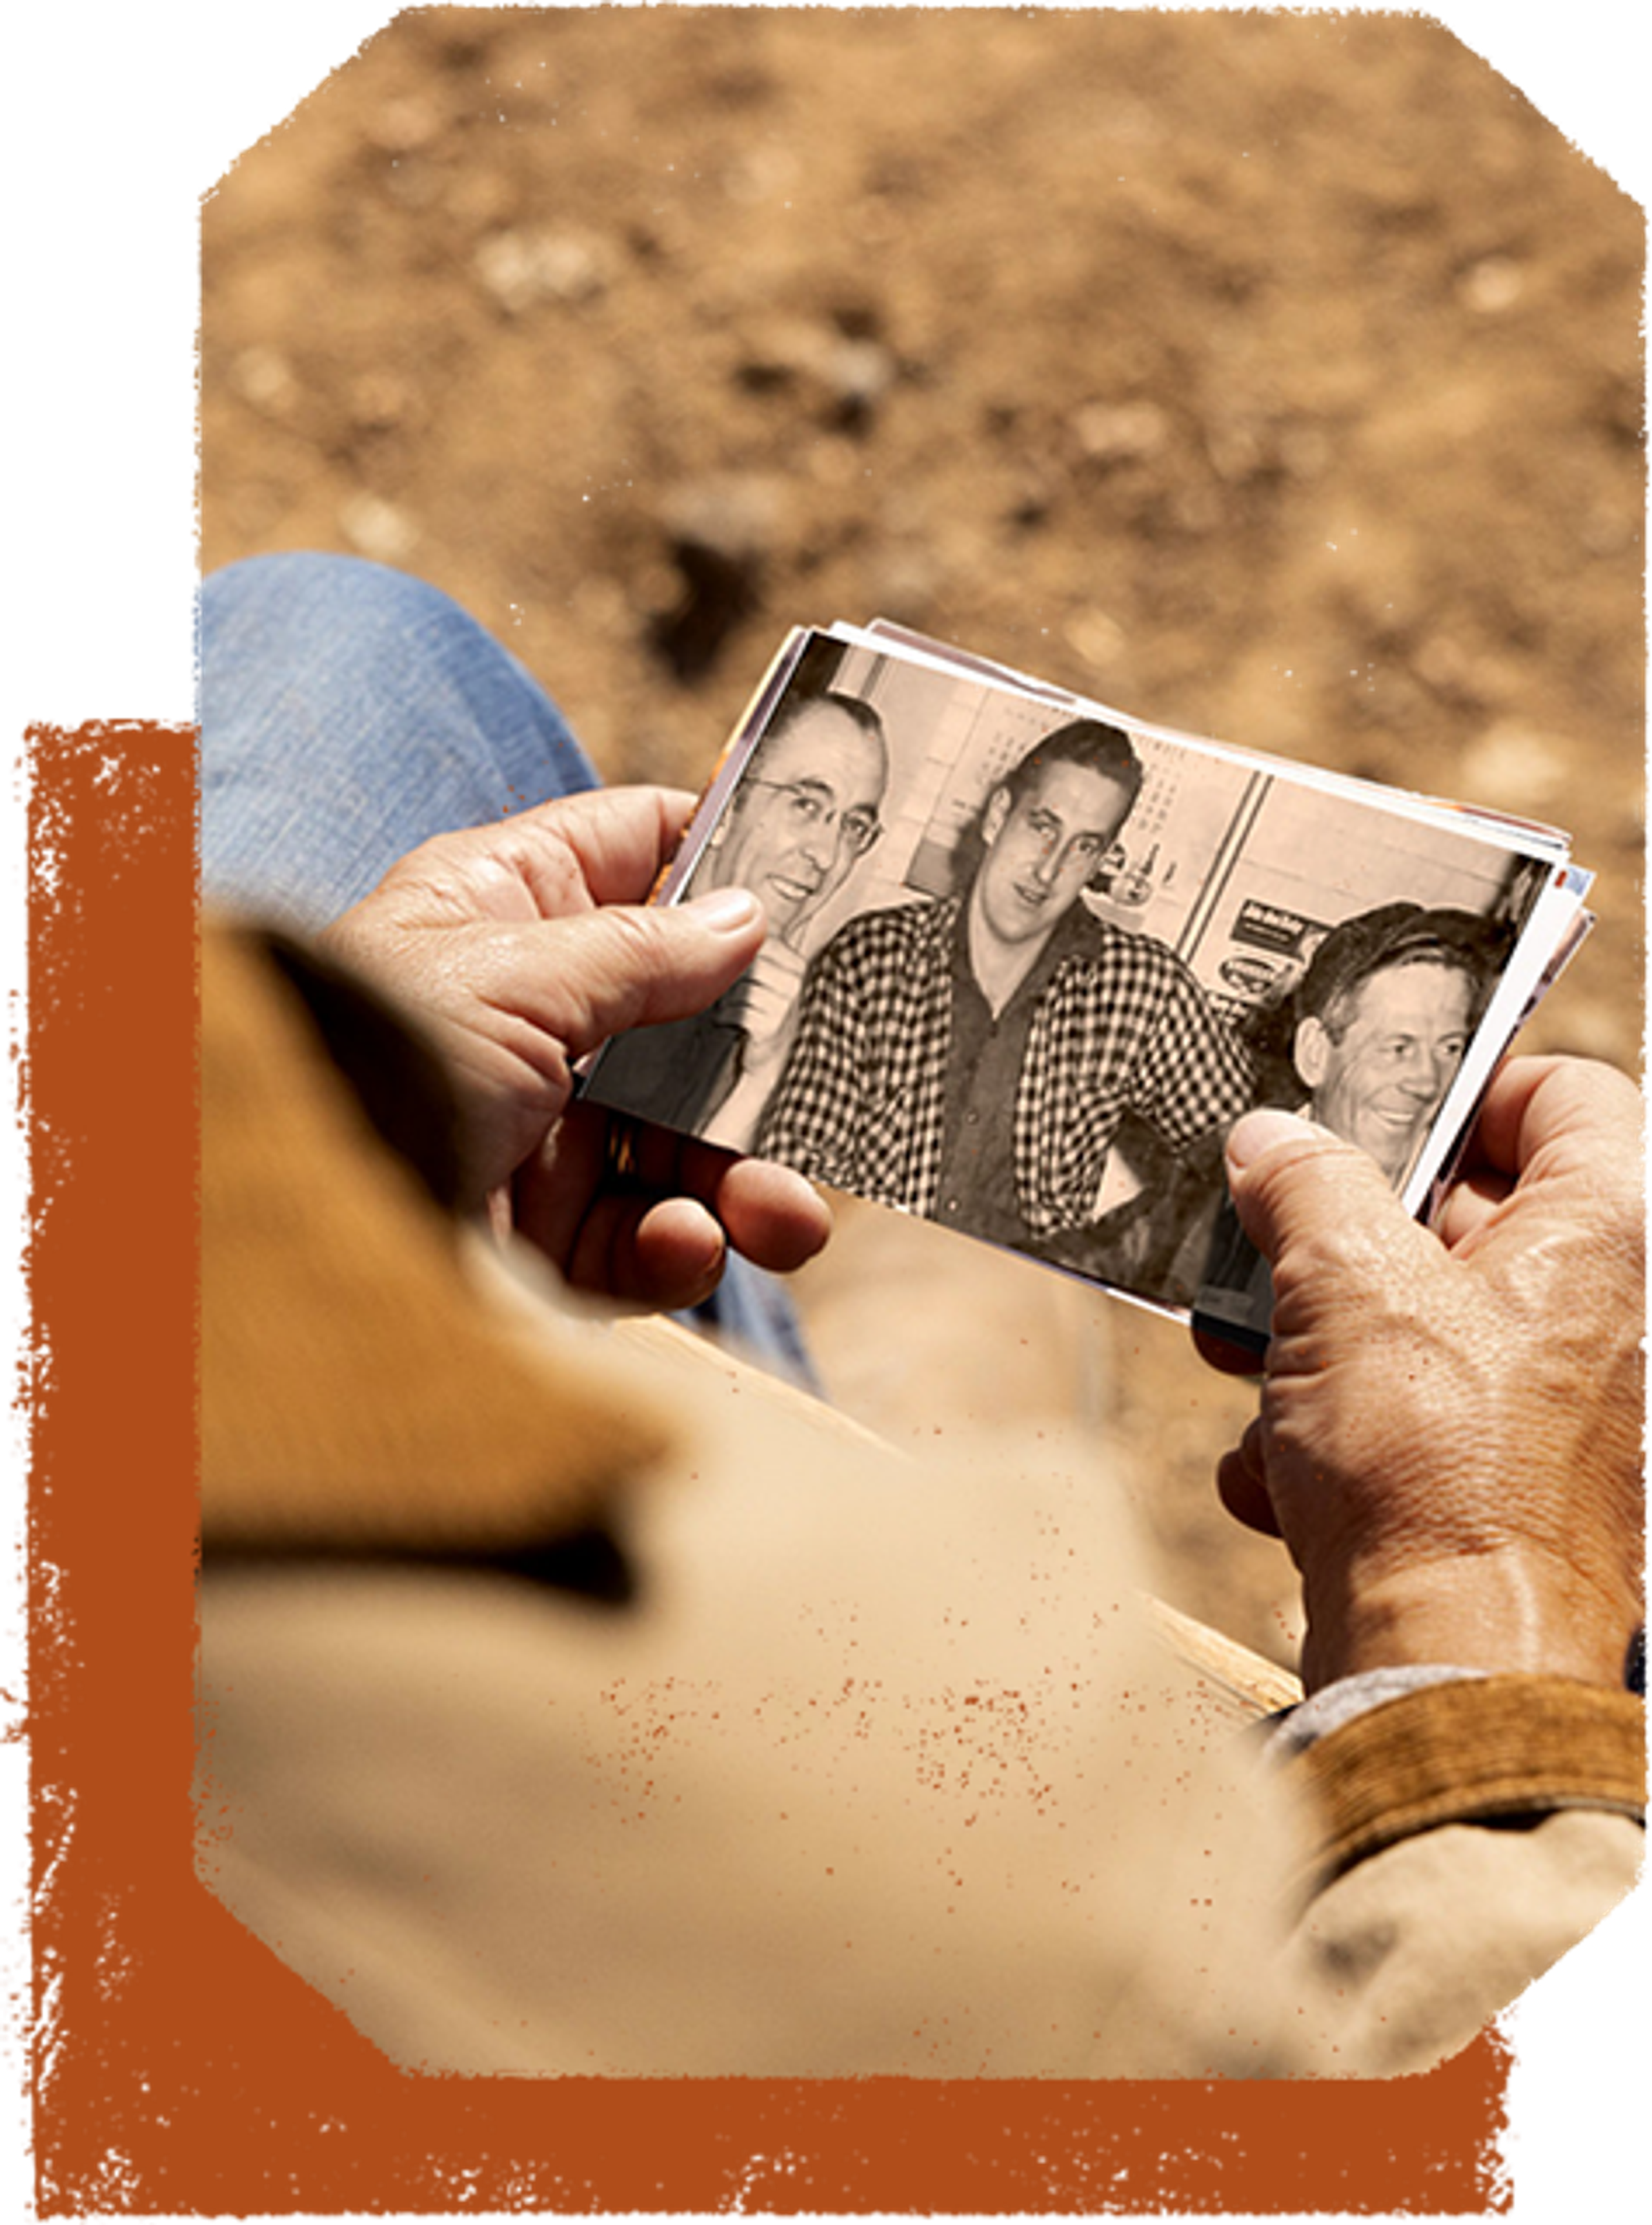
[{"xmin": 1277, "ymin": 1678, "xmax": 1644, "ymax": 2075}]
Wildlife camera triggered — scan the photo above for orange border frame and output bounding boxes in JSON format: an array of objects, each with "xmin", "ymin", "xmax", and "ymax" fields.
[{"xmin": 25, "ymin": 723, "xmax": 1509, "ymax": 2213}]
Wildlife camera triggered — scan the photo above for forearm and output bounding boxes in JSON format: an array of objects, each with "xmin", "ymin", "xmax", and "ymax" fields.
[{"xmin": 1300, "ymin": 1543, "xmax": 1642, "ymax": 1695}]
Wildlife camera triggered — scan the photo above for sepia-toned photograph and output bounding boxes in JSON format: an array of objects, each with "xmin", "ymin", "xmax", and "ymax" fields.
[{"xmin": 585, "ymin": 624, "xmax": 1569, "ymax": 1316}]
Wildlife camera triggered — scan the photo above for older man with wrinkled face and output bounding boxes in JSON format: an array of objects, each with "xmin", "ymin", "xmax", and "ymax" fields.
[
  {"xmin": 1193, "ymin": 900, "xmax": 1499, "ymax": 1353},
  {"xmin": 1296, "ymin": 960, "xmax": 1475, "ymax": 1186},
  {"xmin": 1290, "ymin": 904, "xmax": 1492, "ymax": 1188}
]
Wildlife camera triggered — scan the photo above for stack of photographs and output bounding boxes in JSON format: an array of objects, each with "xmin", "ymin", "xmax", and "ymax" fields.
[{"xmin": 583, "ymin": 620, "xmax": 1592, "ymax": 1348}]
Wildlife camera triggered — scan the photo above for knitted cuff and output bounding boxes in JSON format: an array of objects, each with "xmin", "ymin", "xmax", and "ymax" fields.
[{"xmin": 1291, "ymin": 1673, "xmax": 1646, "ymax": 1890}]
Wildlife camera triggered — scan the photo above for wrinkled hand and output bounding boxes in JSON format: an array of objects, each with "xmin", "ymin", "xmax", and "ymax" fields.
[
  {"xmin": 1197, "ymin": 1057, "xmax": 1644, "ymax": 1693},
  {"xmin": 319, "ymin": 786, "xmax": 832, "ymax": 1309}
]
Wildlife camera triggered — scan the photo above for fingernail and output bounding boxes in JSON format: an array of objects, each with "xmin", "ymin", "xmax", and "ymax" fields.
[
  {"xmin": 683, "ymin": 886, "xmax": 761, "ymax": 933},
  {"xmin": 1226, "ymin": 1106, "xmax": 1327, "ymax": 1170}
]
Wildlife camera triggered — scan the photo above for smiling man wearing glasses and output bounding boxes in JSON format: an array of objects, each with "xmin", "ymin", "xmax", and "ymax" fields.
[
  {"xmin": 759, "ymin": 719, "xmax": 1253, "ymax": 1254},
  {"xmin": 589, "ymin": 689, "xmax": 890, "ymax": 1147}
]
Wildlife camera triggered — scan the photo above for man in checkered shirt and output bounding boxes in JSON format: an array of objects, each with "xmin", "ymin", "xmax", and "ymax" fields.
[{"xmin": 757, "ymin": 718, "xmax": 1254, "ymax": 1251}]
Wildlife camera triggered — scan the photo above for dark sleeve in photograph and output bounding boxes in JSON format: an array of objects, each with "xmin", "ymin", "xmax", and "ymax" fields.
[
  {"xmin": 1191, "ymin": 1194, "xmax": 1274, "ymax": 1359},
  {"xmin": 583, "ymin": 1000, "xmax": 745, "ymax": 1137}
]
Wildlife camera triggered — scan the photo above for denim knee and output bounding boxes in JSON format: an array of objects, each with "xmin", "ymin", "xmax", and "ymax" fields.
[{"xmin": 200, "ymin": 552, "xmax": 595, "ymax": 923}]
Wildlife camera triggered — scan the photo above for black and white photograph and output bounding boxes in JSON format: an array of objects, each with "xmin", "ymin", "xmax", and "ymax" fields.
[{"xmin": 584, "ymin": 624, "xmax": 1578, "ymax": 1318}]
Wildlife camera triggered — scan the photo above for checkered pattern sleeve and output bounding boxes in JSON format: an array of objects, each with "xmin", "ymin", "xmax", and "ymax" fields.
[
  {"xmin": 1014, "ymin": 928, "xmax": 1254, "ymax": 1235},
  {"xmin": 1126, "ymin": 950, "xmax": 1255, "ymax": 1145},
  {"xmin": 756, "ymin": 925, "xmax": 884, "ymax": 1189},
  {"xmin": 756, "ymin": 902, "xmax": 954, "ymax": 1212}
]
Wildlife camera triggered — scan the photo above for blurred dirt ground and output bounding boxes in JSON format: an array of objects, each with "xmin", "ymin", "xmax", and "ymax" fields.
[{"xmin": 200, "ymin": 5, "xmax": 1644, "ymax": 1661}]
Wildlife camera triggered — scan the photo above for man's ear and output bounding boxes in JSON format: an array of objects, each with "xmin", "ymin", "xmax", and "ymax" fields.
[
  {"xmin": 981, "ymin": 786, "xmax": 1011, "ymax": 844},
  {"xmin": 1293, "ymin": 1014, "xmax": 1331, "ymax": 1090}
]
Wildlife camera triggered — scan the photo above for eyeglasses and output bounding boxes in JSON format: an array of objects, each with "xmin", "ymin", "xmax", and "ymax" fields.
[{"xmin": 747, "ymin": 778, "xmax": 883, "ymax": 857}]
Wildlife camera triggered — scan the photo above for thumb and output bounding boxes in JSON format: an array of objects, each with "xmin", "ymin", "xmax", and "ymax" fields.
[
  {"xmin": 1224, "ymin": 1106, "xmax": 1423, "ymax": 1277},
  {"xmin": 532, "ymin": 885, "xmax": 768, "ymax": 1057}
]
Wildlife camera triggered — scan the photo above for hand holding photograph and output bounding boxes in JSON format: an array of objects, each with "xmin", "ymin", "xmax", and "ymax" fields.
[{"xmin": 584, "ymin": 620, "xmax": 1588, "ymax": 1337}]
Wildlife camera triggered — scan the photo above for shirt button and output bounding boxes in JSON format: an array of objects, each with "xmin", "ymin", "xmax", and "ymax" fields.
[{"xmin": 965, "ymin": 1110, "xmax": 980, "ymax": 1126}]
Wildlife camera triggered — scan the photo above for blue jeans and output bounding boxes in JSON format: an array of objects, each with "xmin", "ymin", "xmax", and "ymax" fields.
[{"xmin": 199, "ymin": 552, "xmax": 815, "ymax": 1383}]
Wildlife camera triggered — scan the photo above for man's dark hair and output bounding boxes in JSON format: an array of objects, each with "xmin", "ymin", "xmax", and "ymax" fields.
[
  {"xmin": 1236, "ymin": 900, "xmax": 1512, "ymax": 1105},
  {"xmin": 1298, "ymin": 901, "xmax": 1507, "ymax": 1039},
  {"xmin": 949, "ymin": 716, "xmax": 1143, "ymax": 895},
  {"xmin": 998, "ymin": 717, "xmax": 1144, "ymax": 816}
]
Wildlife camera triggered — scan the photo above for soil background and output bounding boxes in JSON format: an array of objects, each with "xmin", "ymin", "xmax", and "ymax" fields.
[{"xmin": 199, "ymin": 4, "xmax": 1645, "ymax": 1665}]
